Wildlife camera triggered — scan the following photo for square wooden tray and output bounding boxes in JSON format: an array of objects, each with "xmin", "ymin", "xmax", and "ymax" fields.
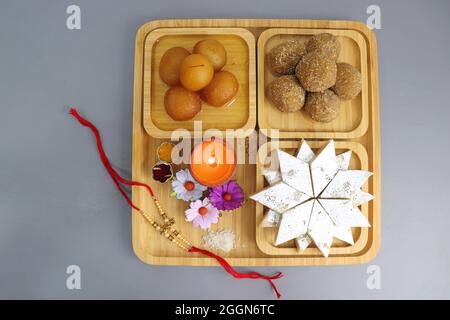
[
  {"xmin": 142, "ymin": 27, "xmax": 256, "ymax": 139},
  {"xmin": 132, "ymin": 19, "xmax": 380, "ymax": 266},
  {"xmin": 258, "ymin": 28, "xmax": 369, "ymax": 139},
  {"xmin": 255, "ymin": 141, "xmax": 371, "ymax": 256}
]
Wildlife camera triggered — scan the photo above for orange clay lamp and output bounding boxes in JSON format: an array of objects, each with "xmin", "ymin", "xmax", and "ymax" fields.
[{"xmin": 189, "ymin": 138, "xmax": 236, "ymax": 187}]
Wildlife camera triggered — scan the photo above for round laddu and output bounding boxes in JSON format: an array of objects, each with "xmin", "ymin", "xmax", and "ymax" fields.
[
  {"xmin": 267, "ymin": 75, "xmax": 306, "ymax": 112},
  {"xmin": 332, "ymin": 63, "xmax": 362, "ymax": 100},
  {"xmin": 267, "ymin": 40, "xmax": 306, "ymax": 76},
  {"xmin": 304, "ymin": 89, "xmax": 340, "ymax": 123},
  {"xmin": 295, "ymin": 51, "xmax": 337, "ymax": 92},
  {"xmin": 306, "ymin": 33, "xmax": 341, "ymax": 61}
]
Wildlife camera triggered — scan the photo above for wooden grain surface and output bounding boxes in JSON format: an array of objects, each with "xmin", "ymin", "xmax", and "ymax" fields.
[
  {"xmin": 132, "ymin": 19, "xmax": 380, "ymax": 266},
  {"xmin": 143, "ymin": 27, "xmax": 256, "ymax": 139}
]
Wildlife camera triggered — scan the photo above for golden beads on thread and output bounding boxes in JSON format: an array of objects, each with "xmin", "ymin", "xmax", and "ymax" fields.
[{"xmin": 138, "ymin": 201, "xmax": 192, "ymax": 251}]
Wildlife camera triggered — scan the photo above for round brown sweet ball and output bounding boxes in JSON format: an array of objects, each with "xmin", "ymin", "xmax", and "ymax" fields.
[
  {"xmin": 332, "ymin": 63, "xmax": 362, "ymax": 100},
  {"xmin": 193, "ymin": 39, "xmax": 227, "ymax": 71},
  {"xmin": 267, "ymin": 40, "xmax": 306, "ymax": 76},
  {"xmin": 179, "ymin": 54, "xmax": 214, "ymax": 91},
  {"xmin": 306, "ymin": 33, "xmax": 341, "ymax": 61},
  {"xmin": 295, "ymin": 51, "xmax": 337, "ymax": 92},
  {"xmin": 200, "ymin": 71, "xmax": 239, "ymax": 107},
  {"xmin": 159, "ymin": 47, "xmax": 191, "ymax": 86},
  {"xmin": 304, "ymin": 89, "xmax": 340, "ymax": 123},
  {"xmin": 267, "ymin": 75, "xmax": 306, "ymax": 112},
  {"xmin": 164, "ymin": 86, "xmax": 201, "ymax": 121}
]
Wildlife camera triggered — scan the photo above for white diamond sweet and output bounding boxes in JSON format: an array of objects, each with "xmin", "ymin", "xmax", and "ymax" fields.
[{"xmin": 251, "ymin": 140, "xmax": 374, "ymax": 257}]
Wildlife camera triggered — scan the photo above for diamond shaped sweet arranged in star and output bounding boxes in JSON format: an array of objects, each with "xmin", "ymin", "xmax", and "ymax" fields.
[{"xmin": 251, "ymin": 140, "xmax": 374, "ymax": 257}]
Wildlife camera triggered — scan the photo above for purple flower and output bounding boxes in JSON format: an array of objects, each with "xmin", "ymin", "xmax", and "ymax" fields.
[{"xmin": 208, "ymin": 180, "xmax": 244, "ymax": 211}]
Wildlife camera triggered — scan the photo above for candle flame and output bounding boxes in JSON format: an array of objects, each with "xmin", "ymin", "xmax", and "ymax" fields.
[{"xmin": 208, "ymin": 156, "xmax": 217, "ymax": 165}]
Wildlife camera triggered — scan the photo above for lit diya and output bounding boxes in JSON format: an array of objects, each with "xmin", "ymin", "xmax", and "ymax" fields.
[{"xmin": 189, "ymin": 138, "xmax": 236, "ymax": 187}]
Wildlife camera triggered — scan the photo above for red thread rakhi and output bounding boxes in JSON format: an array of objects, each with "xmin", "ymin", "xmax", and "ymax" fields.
[{"xmin": 69, "ymin": 108, "xmax": 283, "ymax": 299}]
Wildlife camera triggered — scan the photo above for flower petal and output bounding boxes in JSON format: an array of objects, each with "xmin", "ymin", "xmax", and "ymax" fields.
[
  {"xmin": 227, "ymin": 182, "xmax": 237, "ymax": 192},
  {"xmin": 196, "ymin": 182, "xmax": 207, "ymax": 191},
  {"xmin": 206, "ymin": 210, "xmax": 219, "ymax": 223},
  {"xmin": 185, "ymin": 209, "xmax": 198, "ymax": 221},
  {"xmin": 207, "ymin": 204, "xmax": 219, "ymax": 214},
  {"xmin": 209, "ymin": 214, "xmax": 219, "ymax": 224},
  {"xmin": 222, "ymin": 182, "xmax": 230, "ymax": 193},
  {"xmin": 185, "ymin": 170, "xmax": 197, "ymax": 183},
  {"xmin": 173, "ymin": 184, "xmax": 185, "ymax": 195},
  {"xmin": 179, "ymin": 193, "xmax": 191, "ymax": 201},
  {"xmin": 223, "ymin": 202, "xmax": 234, "ymax": 210},
  {"xmin": 176, "ymin": 169, "xmax": 188, "ymax": 183},
  {"xmin": 209, "ymin": 192, "xmax": 220, "ymax": 202},
  {"xmin": 196, "ymin": 216, "xmax": 209, "ymax": 229},
  {"xmin": 172, "ymin": 179, "xmax": 182, "ymax": 188},
  {"xmin": 192, "ymin": 217, "xmax": 201, "ymax": 228},
  {"xmin": 210, "ymin": 190, "xmax": 222, "ymax": 200},
  {"xmin": 186, "ymin": 190, "xmax": 200, "ymax": 201},
  {"xmin": 209, "ymin": 200, "xmax": 224, "ymax": 210},
  {"xmin": 190, "ymin": 199, "xmax": 202, "ymax": 209}
]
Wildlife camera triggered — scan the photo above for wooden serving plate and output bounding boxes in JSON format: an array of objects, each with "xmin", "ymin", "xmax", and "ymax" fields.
[
  {"xmin": 143, "ymin": 27, "xmax": 256, "ymax": 139},
  {"xmin": 258, "ymin": 28, "xmax": 369, "ymax": 139},
  {"xmin": 132, "ymin": 19, "xmax": 380, "ymax": 266}
]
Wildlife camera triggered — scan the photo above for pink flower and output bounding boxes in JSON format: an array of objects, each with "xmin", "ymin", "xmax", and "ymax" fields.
[{"xmin": 185, "ymin": 199, "xmax": 219, "ymax": 229}]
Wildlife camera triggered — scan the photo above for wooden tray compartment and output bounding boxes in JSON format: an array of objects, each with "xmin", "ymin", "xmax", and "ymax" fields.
[
  {"xmin": 132, "ymin": 19, "xmax": 380, "ymax": 266},
  {"xmin": 255, "ymin": 140, "xmax": 370, "ymax": 256},
  {"xmin": 143, "ymin": 27, "xmax": 256, "ymax": 139},
  {"xmin": 258, "ymin": 28, "xmax": 369, "ymax": 139}
]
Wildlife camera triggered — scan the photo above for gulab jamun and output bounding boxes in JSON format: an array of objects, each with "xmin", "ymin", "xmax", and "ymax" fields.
[
  {"xmin": 159, "ymin": 47, "xmax": 190, "ymax": 86},
  {"xmin": 179, "ymin": 54, "xmax": 214, "ymax": 91},
  {"xmin": 200, "ymin": 71, "xmax": 239, "ymax": 107},
  {"xmin": 193, "ymin": 39, "xmax": 227, "ymax": 71},
  {"xmin": 164, "ymin": 86, "xmax": 201, "ymax": 121},
  {"xmin": 295, "ymin": 51, "xmax": 337, "ymax": 92},
  {"xmin": 267, "ymin": 75, "xmax": 305, "ymax": 112}
]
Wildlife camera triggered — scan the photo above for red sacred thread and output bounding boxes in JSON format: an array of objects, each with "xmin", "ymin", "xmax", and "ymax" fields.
[
  {"xmin": 69, "ymin": 108, "xmax": 154, "ymax": 211},
  {"xmin": 69, "ymin": 108, "xmax": 283, "ymax": 299},
  {"xmin": 188, "ymin": 246, "xmax": 283, "ymax": 299}
]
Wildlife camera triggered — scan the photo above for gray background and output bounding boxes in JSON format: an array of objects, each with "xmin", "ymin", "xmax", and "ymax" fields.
[{"xmin": 1, "ymin": 0, "xmax": 449, "ymax": 299}]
